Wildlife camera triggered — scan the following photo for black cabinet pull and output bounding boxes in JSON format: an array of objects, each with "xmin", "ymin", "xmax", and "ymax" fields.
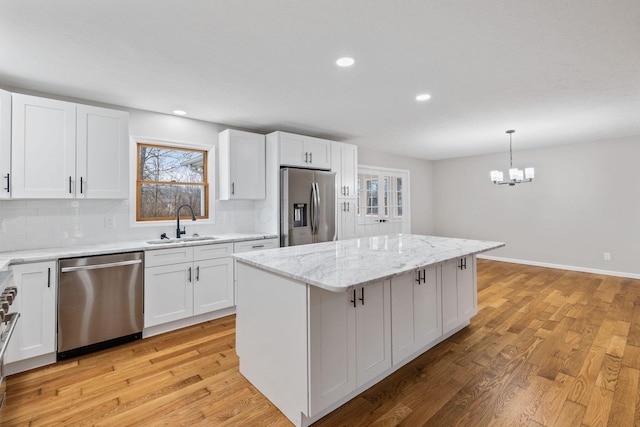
[
  {"xmin": 309, "ymin": 152, "xmax": 313, "ymax": 164},
  {"xmin": 350, "ymin": 289, "xmax": 356, "ymax": 307},
  {"xmin": 458, "ymin": 257, "xmax": 467, "ymax": 270},
  {"xmin": 416, "ymin": 269, "xmax": 426, "ymax": 284},
  {"xmin": 69, "ymin": 176, "xmax": 72, "ymax": 194},
  {"xmin": 80, "ymin": 177, "xmax": 83, "ymax": 194},
  {"xmin": 47, "ymin": 267, "xmax": 51, "ymax": 288},
  {"xmin": 231, "ymin": 182, "xmax": 235, "ymax": 195},
  {"xmin": 188, "ymin": 267, "xmax": 192, "ymax": 282},
  {"xmin": 305, "ymin": 152, "xmax": 309, "ymax": 163},
  {"xmin": 3, "ymin": 173, "xmax": 9, "ymax": 192},
  {"xmin": 359, "ymin": 288, "xmax": 365, "ymax": 305},
  {"xmin": 196, "ymin": 266, "xmax": 200, "ymax": 281}
]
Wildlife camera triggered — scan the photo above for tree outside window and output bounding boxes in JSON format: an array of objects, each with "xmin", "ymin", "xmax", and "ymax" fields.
[{"xmin": 137, "ymin": 143, "xmax": 208, "ymax": 221}]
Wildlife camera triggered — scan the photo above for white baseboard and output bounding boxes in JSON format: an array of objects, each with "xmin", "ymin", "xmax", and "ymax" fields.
[{"xmin": 477, "ymin": 255, "xmax": 640, "ymax": 280}]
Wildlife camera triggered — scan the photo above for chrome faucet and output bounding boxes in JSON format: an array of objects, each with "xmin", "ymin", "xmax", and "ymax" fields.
[{"xmin": 176, "ymin": 204, "xmax": 196, "ymax": 238}]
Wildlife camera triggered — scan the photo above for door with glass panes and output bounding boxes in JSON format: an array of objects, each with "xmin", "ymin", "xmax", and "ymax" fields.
[{"xmin": 356, "ymin": 167, "xmax": 409, "ymax": 237}]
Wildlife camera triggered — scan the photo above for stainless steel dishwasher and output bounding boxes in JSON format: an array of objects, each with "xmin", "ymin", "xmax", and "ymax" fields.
[{"xmin": 58, "ymin": 252, "xmax": 143, "ymax": 359}]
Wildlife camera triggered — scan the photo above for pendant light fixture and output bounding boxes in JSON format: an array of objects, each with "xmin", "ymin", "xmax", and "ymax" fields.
[{"xmin": 490, "ymin": 130, "xmax": 534, "ymax": 186}]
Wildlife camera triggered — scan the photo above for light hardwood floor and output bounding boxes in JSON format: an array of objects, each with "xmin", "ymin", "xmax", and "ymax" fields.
[{"xmin": 2, "ymin": 259, "xmax": 640, "ymax": 426}]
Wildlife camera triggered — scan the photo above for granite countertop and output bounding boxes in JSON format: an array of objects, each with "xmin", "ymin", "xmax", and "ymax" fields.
[
  {"xmin": 0, "ymin": 233, "xmax": 278, "ymax": 267},
  {"xmin": 233, "ymin": 234, "xmax": 505, "ymax": 292}
]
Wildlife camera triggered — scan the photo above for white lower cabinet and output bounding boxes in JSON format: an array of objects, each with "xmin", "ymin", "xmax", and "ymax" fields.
[
  {"xmin": 391, "ymin": 266, "xmax": 441, "ymax": 364},
  {"xmin": 193, "ymin": 257, "xmax": 233, "ymax": 315},
  {"xmin": 441, "ymin": 255, "xmax": 476, "ymax": 335},
  {"xmin": 308, "ymin": 280, "xmax": 391, "ymax": 416},
  {"xmin": 144, "ymin": 243, "xmax": 233, "ymax": 328},
  {"xmin": 144, "ymin": 262, "xmax": 193, "ymax": 326},
  {"xmin": 7, "ymin": 261, "xmax": 57, "ymax": 363}
]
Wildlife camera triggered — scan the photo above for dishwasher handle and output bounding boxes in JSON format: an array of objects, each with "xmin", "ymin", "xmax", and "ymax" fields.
[{"xmin": 60, "ymin": 259, "xmax": 142, "ymax": 273}]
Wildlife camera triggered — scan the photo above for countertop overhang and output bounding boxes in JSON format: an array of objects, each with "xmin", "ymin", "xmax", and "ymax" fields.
[{"xmin": 233, "ymin": 234, "xmax": 505, "ymax": 292}]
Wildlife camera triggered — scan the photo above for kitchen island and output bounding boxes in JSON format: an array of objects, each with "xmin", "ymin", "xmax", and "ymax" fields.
[{"xmin": 234, "ymin": 234, "xmax": 504, "ymax": 427}]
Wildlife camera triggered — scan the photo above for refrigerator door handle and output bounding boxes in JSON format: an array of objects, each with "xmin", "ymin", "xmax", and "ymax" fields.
[
  {"xmin": 316, "ymin": 183, "xmax": 321, "ymax": 235},
  {"xmin": 310, "ymin": 183, "xmax": 316, "ymax": 236},
  {"xmin": 311, "ymin": 182, "xmax": 320, "ymax": 236}
]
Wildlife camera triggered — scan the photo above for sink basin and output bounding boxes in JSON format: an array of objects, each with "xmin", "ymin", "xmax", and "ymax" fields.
[{"xmin": 146, "ymin": 236, "xmax": 219, "ymax": 245}]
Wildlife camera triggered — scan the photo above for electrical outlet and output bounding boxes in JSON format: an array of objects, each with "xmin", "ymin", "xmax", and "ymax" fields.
[
  {"xmin": 603, "ymin": 252, "xmax": 611, "ymax": 261},
  {"xmin": 104, "ymin": 216, "xmax": 116, "ymax": 229}
]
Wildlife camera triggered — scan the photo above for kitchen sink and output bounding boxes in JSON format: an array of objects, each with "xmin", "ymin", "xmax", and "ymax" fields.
[{"xmin": 146, "ymin": 236, "xmax": 220, "ymax": 245}]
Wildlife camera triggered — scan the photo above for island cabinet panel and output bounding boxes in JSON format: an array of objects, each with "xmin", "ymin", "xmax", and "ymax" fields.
[
  {"xmin": 308, "ymin": 285, "xmax": 356, "ymax": 415},
  {"xmin": 391, "ymin": 266, "xmax": 440, "ymax": 365},
  {"xmin": 308, "ymin": 280, "xmax": 391, "ymax": 416},
  {"xmin": 441, "ymin": 255, "xmax": 477, "ymax": 335},
  {"xmin": 355, "ymin": 280, "xmax": 392, "ymax": 384},
  {"xmin": 235, "ymin": 263, "xmax": 309, "ymax": 427}
]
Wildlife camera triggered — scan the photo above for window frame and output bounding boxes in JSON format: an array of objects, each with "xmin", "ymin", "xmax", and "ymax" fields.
[
  {"xmin": 130, "ymin": 136, "xmax": 215, "ymax": 226},
  {"xmin": 356, "ymin": 165, "xmax": 410, "ymax": 235}
]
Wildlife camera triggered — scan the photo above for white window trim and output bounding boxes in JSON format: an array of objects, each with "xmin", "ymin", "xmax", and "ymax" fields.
[{"xmin": 128, "ymin": 135, "xmax": 216, "ymax": 227}]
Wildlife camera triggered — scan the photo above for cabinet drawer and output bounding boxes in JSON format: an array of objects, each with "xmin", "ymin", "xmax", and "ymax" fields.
[
  {"xmin": 194, "ymin": 243, "xmax": 233, "ymax": 261},
  {"xmin": 233, "ymin": 238, "xmax": 279, "ymax": 253},
  {"xmin": 144, "ymin": 247, "xmax": 193, "ymax": 268}
]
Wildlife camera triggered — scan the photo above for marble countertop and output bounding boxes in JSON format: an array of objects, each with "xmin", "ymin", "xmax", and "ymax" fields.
[
  {"xmin": 0, "ymin": 233, "xmax": 278, "ymax": 267},
  {"xmin": 234, "ymin": 234, "xmax": 505, "ymax": 292}
]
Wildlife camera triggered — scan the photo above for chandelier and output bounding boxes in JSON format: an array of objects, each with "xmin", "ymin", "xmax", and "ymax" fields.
[{"xmin": 490, "ymin": 130, "xmax": 534, "ymax": 186}]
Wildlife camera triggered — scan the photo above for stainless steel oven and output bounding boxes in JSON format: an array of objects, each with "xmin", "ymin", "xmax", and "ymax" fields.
[
  {"xmin": 58, "ymin": 252, "xmax": 143, "ymax": 360},
  {"xmin": 0, "ymin": 271, "xmax": 19, "ymax": 410}
]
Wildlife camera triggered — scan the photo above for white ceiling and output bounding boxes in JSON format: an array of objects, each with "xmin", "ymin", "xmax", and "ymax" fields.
[{"xmin": 1, "ymin": 0, "xmax": 638, "ymax": 160}]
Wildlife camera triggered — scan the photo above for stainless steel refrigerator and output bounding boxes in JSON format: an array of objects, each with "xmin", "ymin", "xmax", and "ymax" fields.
[{"xmin": 281, "ymin": 168, "xmax": 336, "ymax": 246}]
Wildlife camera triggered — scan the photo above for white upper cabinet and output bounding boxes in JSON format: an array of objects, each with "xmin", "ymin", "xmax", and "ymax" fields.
[
  {"xmin": 76, "ymin": 104, "xmax": 129, "ymax": 199},
  {"xmin": 11, "ymin": 93, "xmax": 129, "ymax": 199},
  {"xmin": 332, "ymin": 142, "xmax": 358, "ymax": 198},
  {"xmin": 11, "ymin": 94, "xmax": 76, "ymax": 199},
  {"xmin": 276, "ymin": 131, "xmax": 331, "ymax": 170},
  {"xmin": 0, "ymin": 89, "xmax": 11, "ymax": 199},
  {"xmin": 218, "ymin": 129, "xmax": 266, "ymax": 200}
]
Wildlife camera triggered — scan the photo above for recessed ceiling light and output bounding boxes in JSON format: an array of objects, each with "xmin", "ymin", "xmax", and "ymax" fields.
[
  {"xmin": 416, "ymin": 94, "xmax": 431, "ymax": 101},
  {"xmin": 172, "ymin": 109, "xmax": 187, "ymax": 116},
  {"xmin": 336, "ymin": 57, "xmax": 355, "ymax": 67}
]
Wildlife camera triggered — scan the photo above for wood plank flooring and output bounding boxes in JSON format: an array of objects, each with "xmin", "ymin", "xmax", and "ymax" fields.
[{"xmin": 3, "ymin": 259, "xmax": 640, "ymax": 426}]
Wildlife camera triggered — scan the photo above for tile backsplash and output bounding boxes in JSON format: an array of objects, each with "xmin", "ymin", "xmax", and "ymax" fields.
[{"xmin": 0, "ymin": 198, "xmax": 262, "ymax": 252}]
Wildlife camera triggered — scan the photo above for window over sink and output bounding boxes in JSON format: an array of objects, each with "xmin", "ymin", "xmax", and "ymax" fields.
[{"xmin": 136, "ymin": 143, "xmax": 209, "ymax": 221}]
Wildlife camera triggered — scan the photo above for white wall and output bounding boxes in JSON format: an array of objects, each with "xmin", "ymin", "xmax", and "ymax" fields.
[
  {"xmin": 432, "ymin": 135, "xmax": 640, "ymax": 276},
  {"xmin": 357, "ymin": 147, "xmax": 434, "ymax": 235}
]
